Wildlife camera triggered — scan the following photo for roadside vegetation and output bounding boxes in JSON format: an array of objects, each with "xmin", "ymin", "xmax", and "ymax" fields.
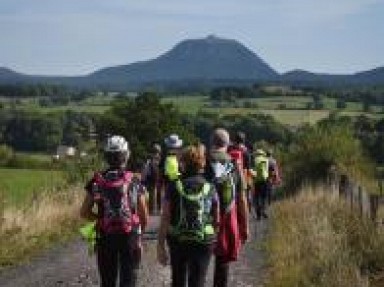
[
  {"xmin": 266, "ymin": 191, "xmax": 384, "ymax": 287},
  {"xmin": 0, "ymin": 186, "xmax": 83, "ymax": 268}
]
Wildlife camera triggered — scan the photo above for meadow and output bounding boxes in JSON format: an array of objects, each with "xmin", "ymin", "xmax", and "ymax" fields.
[
  {"xmin": 163, "ymin": 95, "xmax": 384, "ymax": 125},
  {"xmin": 0, "ymin": 168, "xmax": 65, "ymax": 206},
  {"xmin": 2, "ymin": 93, "xmax": 383, "ymax": 126}
]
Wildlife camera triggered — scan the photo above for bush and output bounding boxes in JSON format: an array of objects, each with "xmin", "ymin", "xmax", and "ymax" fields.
[
  {"xmin": 61, "ymin": 154, "xmax": 102, "ymax": 185},
  {"xmin": 284, "ymin": 123, "xmax": 374, "ymax": 190},
  {"xmin": 0, "ymin": 145, "xmax": 14, "ymax": 166}
]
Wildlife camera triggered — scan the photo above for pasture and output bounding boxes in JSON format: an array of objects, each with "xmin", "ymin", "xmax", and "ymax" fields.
[
  {"xmin": 0, "ymin": 168, "xmax": 65, "ymax": 206},
  {"xmin": 2, "ymin": 93, "xmax": 383, "ymax": 125},
  {"xmin": 162, "ymin": 95, "xmax": 384, "ymax": 125}
]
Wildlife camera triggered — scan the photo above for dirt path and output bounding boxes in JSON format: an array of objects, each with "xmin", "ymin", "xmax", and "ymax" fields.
[{"xmin": 0, "ymin": 217, "xmax": 267, "ymax": 287}]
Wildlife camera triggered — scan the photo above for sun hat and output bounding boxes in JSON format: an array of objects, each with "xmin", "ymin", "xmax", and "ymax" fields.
[{"xmin": 164, "ymin": 134, "xmax": 183, "ymax": 149}]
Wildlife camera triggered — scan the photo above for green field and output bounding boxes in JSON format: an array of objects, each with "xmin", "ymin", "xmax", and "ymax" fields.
[
  {"xmin": 3, "ymin": 94, "xmax": 383, "ymax": 125},
  {"xmin": 0, "ymin": 168, "xmax": 65, "ymax": 206},
  {"xmin": 162, "ymin": 95, "xmax": 208, "ymax": 114},
  {"xmin": 162, "ymin": 96, "xmax": 384, "ymax": 125}
]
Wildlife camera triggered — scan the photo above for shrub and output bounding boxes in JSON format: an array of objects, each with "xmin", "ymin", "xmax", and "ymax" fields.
[{"xmin": 284, "ymin": 123, "xmax": 374, "ymax": 190}]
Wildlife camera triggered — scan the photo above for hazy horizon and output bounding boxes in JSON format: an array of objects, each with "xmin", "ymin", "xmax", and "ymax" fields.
[{"xmin": 1, "ymin": 0, "xmax": 383, "ymax": 76}]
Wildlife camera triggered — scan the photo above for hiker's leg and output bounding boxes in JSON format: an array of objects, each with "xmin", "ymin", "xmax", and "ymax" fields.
[
  {"xmin": 188, "ymin": 245, "xmax": 212, "ymax": 287},
  {"xmin": 97, "ymin": 235, "xmax": 118, "ymax": 287},
  {"xmin": 156, "ymin": 179, "xmax": 163, "ymax": 213},
  {"xmin": 254, "ymin": 182, "xmax": 262, "ymax": 219},
  {"xmin": 169, "ymin": 240, "xmax": 188, "ymax": 287},
  {"xmin": 266, "ymin": 182, "xmax": 272, "ymax": 205},
  {"xmin": 260, "ymin": 182, "xmax": 268, "ymax": 218},
  {"xmin": 213, "ymin": 256, "xmax": 230, "ymax": 287},
  {"xmin": 119, "ymin": 235, "xmax": 140, "ymax": 287}
]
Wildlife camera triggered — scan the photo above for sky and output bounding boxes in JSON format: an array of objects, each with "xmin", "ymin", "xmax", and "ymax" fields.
[{"xmin": 0, "ymin": 0, "xmax": 383, "ymax": 76}]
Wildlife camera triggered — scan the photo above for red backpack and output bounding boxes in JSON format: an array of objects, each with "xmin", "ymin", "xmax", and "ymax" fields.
[
  {"xmin": 209, "ymin": 153, "xmax": 242, "ymax": 263},
  {"xmin": 228, "ymin": 147, "xmax": 244, "ymax": 172},
  {"xmin": 92, "ymin": 170, "xmax": 140, "ymax": 234}
]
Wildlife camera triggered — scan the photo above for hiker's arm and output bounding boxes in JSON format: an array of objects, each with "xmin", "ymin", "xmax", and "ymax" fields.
[
  {"xmin": 238, "ymin": 190, "xmax": 249, "ymax": 240},
  {"xmin": 158, "ymin": 201, "xmax": 170, "ymax": 247},
  {"xmin": 157, "ymin": 201, "xmax": 170, "ymax": 266},
  {"xmin": 212, "ymin": 191, "xmax": 220, "ymax": 232},
  {"xmin": 237, "ymin": 170, "xmax": 250, "ymax": 241},
  {"xmin": 137, "ymin": 193, "xmax": 149, "ymax": 231},
  {"xmin": 80, "ymin": 193, "xmax": 97, "ymax": 221}
]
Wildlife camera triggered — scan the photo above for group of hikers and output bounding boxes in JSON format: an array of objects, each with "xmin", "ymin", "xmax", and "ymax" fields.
[{"xmin": 80, "ymin": 128, "xmax": 281, "ymax": 287}]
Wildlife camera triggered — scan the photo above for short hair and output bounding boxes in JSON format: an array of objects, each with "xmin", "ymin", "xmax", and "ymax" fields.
[
  {"xmin": 180, "ymin": 144, "xmax": 206, "ymax": 173},
  {"xmin": 234, "ymin": 131, "xmax": 246, "ymax": 144},
  {"xmin": 210, "ymin": 128, "xmax": 230, "ymax": 148}
]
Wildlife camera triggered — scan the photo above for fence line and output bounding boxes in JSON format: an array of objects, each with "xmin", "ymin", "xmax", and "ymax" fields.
[{"xmin": 327, "ymin": 172, "xmax": 384, "ymax": 227}]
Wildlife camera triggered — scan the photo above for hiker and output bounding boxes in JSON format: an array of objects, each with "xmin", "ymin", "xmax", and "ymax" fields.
[
  {"xmin": 157, "ymin": 143, "xmax": 219, "ymax": 287},
  {"xmin": 228, "ymin": 131, "xmax": 253, "ymax": 209},
  {"xmin": 161, "ymin": 134, "xmax": 183, "ymax": 182},
  {"xmin": 207, "ymin": 128, "xmax": 249, "ymax": 287},
  {"xmin": 80, "ymin": 135, "xmax": 149, "ymax": 287},
  {"xmin": 266, "ymin": 149, "xmax": 282, "ymax": 204},
  {"xmin": 252, "ymin": 149, "xmax": 269, "ymax": 220},
  {"xmin": 141, "ymin": 143, "xmax": 162, "ymax": 214}
]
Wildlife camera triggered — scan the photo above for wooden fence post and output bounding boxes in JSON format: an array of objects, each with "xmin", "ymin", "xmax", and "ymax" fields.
[
  {"xmin": 339, "ymin": 174, "xmax": 348, "ymax": 198},
  {"xmin": 358, "ymin": 186, "xmax": 363, "ymax": 217},
  {"xmin": 369, "ymin": 195, "xmax": 378, "ymax": 224}
]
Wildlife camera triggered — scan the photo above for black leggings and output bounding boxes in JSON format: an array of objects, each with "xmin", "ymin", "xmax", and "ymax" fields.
[
  {"xmin": 213, "ymin": 256, "xmax": 230, "ymax": 287},
  {"xmin": 168, "ymin": 239, "xmax": 212, "ymax": 287},
  {"xmin": 97, "ymin": 234, "xmax": 140, "ymax": 287},
  {"xmin": 254, "ymin": 181, "xmax": 268, "ymax": 218}
]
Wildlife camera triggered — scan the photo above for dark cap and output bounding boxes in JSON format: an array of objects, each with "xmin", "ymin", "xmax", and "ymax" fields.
[{"xmin": 234, "ymin": 131, "xmax": 246, "ymax": 144}]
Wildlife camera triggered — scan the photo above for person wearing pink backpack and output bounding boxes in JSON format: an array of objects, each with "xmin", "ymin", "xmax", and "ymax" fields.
[{"xmin": 80, "ymin": 135, "xmax": 148, "ymax": 287}]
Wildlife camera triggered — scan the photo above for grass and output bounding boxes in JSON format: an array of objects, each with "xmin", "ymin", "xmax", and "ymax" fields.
[
  {"xmin": 0, "ymin": 186, "xmax": 84, "ymax": 268},
  {"xmin": 0, "ymin": 168, "xmax": 65, "ymax": 206},
  {"xmin": 266, "ymin": 188, "xmax": 384, "ymax": 287},
  {"xmin": 162, "ymin": 95, "xmax": 208, "ymax": 114}
]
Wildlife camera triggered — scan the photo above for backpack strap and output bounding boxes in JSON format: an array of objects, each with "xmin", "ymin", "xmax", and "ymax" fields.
[{"xmin": 175, "ymin": 180, "xmax": 211, "ymax": 201}]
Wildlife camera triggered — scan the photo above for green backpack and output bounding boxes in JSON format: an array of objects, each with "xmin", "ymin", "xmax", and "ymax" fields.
[
  {"xmin": 164, "ymin": 154, "xmax": 180, "ymax": 180},
  {"xmin": 169, "ymin": 179, "xmax": 215, "ymax": 243},
  {"xmin": 254, "ymin": 155, "xmax": 269, "ymax": 182}
]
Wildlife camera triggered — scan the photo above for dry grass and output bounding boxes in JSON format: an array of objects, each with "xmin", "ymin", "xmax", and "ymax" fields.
[
  {"xmin": 0, "ymin": 186, "xmax": 84, "ymax": 268},
  {"xmin": 266, "ymin": 187, "xmax": 384, "ymax": 287}
]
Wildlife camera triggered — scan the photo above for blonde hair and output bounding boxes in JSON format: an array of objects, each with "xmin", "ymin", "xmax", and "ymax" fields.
[{"xmin": 180, "ymin": 143, "xmax": 206, "ymax": 174}]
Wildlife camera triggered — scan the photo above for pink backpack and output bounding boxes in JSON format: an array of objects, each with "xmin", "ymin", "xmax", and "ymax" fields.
[{"xmin": 92, "ymin": 170, "xmax": 140, "ymax": 234}]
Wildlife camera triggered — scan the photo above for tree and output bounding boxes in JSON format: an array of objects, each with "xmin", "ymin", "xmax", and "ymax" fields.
[
  {"xmin": 98, "ymin": 92, "xmax": 196, "ymax": 168},
  {"xmin": 336, "ymin": 99, "xmax": 347, "ymax": 109}
]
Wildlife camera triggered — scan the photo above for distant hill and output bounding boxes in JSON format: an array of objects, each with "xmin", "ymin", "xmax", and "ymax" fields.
[
  {"xmin": 0, "ymin": 67, "xmax": 25, "ymax": 83},
  {"xmin": 88, "ymin": 35, "xmax": 278, "ymax": 89},
  {"xmin": 0, "ymin": 36, "xmax": 384, "ymax": 90},
  {"xmin": 281, "ymin": 67, "xmax": 384, "ymax": 87}
]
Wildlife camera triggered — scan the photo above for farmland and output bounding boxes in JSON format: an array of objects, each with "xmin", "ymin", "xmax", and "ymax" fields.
[
  {"xmin": 162, "ymin": 95, "xmax": 384, "ymax": 125},
  {"xmin": 0, "ymin": 168, "xmax": 65, "ymax": 206}
]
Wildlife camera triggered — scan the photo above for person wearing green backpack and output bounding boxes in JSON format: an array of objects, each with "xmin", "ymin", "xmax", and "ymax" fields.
[
  {"xmin": 157, "ymin": 144, "xmax": 219, "ymax": 287},
  {"xmin": 251, "ymin": 148, "xmax": 269, "ymax": 220}
]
